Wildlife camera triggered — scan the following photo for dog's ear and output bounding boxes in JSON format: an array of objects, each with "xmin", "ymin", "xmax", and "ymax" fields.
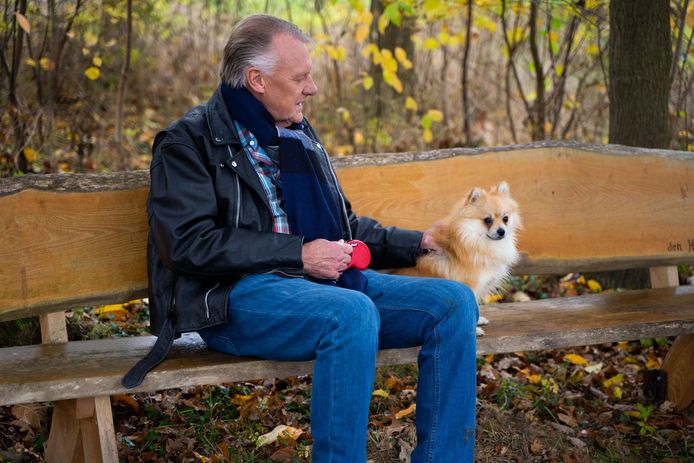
[
  {"xmin": 466, "ymin": 187, "xmax": 484, "ymax": 204},
  {"xmin": 492, "ymin": 181, "xmax": 510, "ymax": 195}
]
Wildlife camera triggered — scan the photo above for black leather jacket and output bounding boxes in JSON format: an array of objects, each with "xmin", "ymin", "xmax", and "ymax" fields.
[{"xmin": 147, "ymin": 86, "xmax": 423, "ymax": 335}]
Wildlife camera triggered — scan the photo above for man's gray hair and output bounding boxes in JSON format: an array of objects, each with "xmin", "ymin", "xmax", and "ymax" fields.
[{"xmin": 220, "ymin": 14, "xmax": 311, "ymax": 88}]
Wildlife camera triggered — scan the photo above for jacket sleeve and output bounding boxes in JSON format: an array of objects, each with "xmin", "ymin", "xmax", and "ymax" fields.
[
  {"xmin": 344, "ymin": 195, "xmax": 424, "ymax": 270},
  {"xmin": 149, "ymin": 135, "xmax": 304, "ymax": 279}
]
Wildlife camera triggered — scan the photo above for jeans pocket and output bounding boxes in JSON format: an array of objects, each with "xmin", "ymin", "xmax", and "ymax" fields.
[{"xmin": 198, "ymin": 330, "xmax": 239, "ymax": 356}]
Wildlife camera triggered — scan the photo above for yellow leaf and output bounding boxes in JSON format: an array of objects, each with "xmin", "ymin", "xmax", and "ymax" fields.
[
  {"xmin": 646, "ymin": 359, "xmax": 661, "ymax": 369},
  {"xmin": 530, "ymin": 439, "xmax": 543, "ymax": 455},
  {"xmin": 25, "ymin": 58, "xmax": 36, "ymax": 67},
  {"xmin": 355, "ymin": 24, "xmax": 370, "ymax": 43},
  {"xmin": 256, "ymin": 425, "xmax": 304, "ymax": 448},
  {"xmin": 15, "ymin": 12, "xmax": 31, "ymax": 34},
  {"xmin": 527, "ymin": 374, "xmax": 542, "ymax": 384},
  {"xmin": 437, "ymin": 31, "xmax": 450, "ymax": 46},
  {"xmin": 384, "ymin": 377, "xmax": 399, "ymax": 389},
  {"xmin": 92, "ymin": 56, "xmax": 102, "ymax": 67},
  {"xmin": 362, "ymin": 75, "xmax": 374, "ymax": 90},
  {"xmin": 616, "ymin": 341, "xmax": 629, "ymax": 350},
  {"xmin": 563, "ymin": 353, "xmax": 588, "ymax": 366},
  {"xmin": 405, "ymin": 97, "xmax": 418, "ymax": 111},
  {"xmin": 395, "ymin": 403, "xmax": 416, "ymax": 419},
  {"xmin": 382, "ymin": 70, "xmax": 403, "ymax": 93},
  {"xmin": 378, "ymin": 14, "xmax": 389, "ymax": 35},
  {"xmin": 603, "ymin": 373, "xmax": 624, "ymax": 388},
  {"xmin": 484, "ymin": 294, "xmax": 502, "ymax": 304},
  {"xmin": 94, "ymin": 303, "xmax": 127, "ymax": 315},
  {"xmin": 422, "ymin": 129, "xmax": 433, "ymax": 143},
  {"xmin": 23, "ymin": 147, "xmax": 37, "ymax": 162},
  {"xmin": 380, "ymin": 49, "xmax": 398, "ymax": 73},
  {"xmin": 587, "ymin": 44, "xmax": 600, "ymax": 56},
  {"xmin": 312, "ymin": 33, "xmax": 330, "ymax": 42},
  {"xmin": 231, "ymin": 394, "xmax": 253, "ymax": 405},
  {"xmin": 688, "ymin": 3, "xmax": 694, "ymax": 29},
  {"xmin": 361, "ymin": 44, "xmax": 378, "ymax": 59},
  {"xmin": 394, "ymin": 47, "xmax": 413, "ymax": 69},
  {"xmin": 357, "ymin": 10, "xmax": 372, "ymax": 25},
  {"xmin": 84, "ymin": 66, "xmax": 100, "ymax": 80},
  {"xmin": 193, "ymin": 452, "xmax": 211, "ymax": 462},
  {"xmin": 423, "ymin": 37, "xmax": 439, "ymax": 50},
  {"xmin": 372, "ymin": 389, "xmax": 389, "ymax": 398},
  {"xmin": 353, "ymin": 131, "xmax": 364, "ymax": 145},
  {"xmin": 326, "ymin": 45, "xmax": 339, "ymax": 60},
  {"xmin": 587, "ymin": 279, "xmax": 602, "ymax": 292},
  {"xmin": 337, "ymin": 107, "xmax": 351, "ymax": 122},
  {"xmin": 612, "ymin": 386, "xmax": 623, "ymax": 399},
  {"xmin": 84, "ymin": 30, "xmax": 98, "ymax": 47},
  {"xmin": 39, "ymin": 57, "xmax": 55, "ymax": 71},
  {"xmin": 427, "ymin": 109, "xmax": 443, "ymax": 122}
]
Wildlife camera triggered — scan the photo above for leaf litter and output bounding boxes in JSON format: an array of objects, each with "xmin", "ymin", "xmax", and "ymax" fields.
[{"xmin": 0, "ymin": 274, "xmax": 693, "ymax": 462}]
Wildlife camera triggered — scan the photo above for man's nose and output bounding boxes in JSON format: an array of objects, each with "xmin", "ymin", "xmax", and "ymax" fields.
[{"xmin": 304, "ymin": 74, "xmax": 318, "ymax": 95}]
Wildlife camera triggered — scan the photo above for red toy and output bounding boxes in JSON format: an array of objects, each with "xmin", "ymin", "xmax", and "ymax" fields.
[{"xmin": 346, "ymin": 240, "xmax": 371, "ymax": 270}]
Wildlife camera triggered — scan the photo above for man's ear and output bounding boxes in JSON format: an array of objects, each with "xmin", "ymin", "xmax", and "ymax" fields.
[{"xmin": 246, "ymin": 68, "xmax": 265, "ymax": 94}]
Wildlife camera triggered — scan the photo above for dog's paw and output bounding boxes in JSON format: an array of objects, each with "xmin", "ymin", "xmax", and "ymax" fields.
[
  {"xmin": 476, "ymin": 326, "xmax": 486, "ymax": 336},
  {"xmin": 478, "ymin": 315, "xmax": 490, "ymax": 326}
]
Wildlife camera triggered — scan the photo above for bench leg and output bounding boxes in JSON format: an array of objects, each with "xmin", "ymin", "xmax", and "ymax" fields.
[
  {"xmin": 45, "ymin": 396, "xmax": 118, "ymax": 463},
  {"xmin": 662, "ymin": 334, "xmax": 694, "ymax": 411}
]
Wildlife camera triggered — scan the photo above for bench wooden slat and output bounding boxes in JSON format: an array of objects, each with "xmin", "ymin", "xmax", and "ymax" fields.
[{"xmin": 2, "ymin": 286, "xmax": 692, "ymax": 406}]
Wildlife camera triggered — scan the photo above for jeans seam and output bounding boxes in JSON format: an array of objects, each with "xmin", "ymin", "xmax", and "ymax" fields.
[{"xmin": 427, "ymin": 326, "xmax": 441, "ymax": 463}]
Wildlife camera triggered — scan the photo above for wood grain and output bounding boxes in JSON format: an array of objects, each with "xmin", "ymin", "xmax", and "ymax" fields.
[
  {"xmin": 2, "ymin": 143, "xmax": 693, "ymax": 322},
  {"xmin": 2, "ymin": 286, "xmax": 692, "ymax": 406}
]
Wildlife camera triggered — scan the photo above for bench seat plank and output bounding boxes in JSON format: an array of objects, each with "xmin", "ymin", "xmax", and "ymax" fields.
[{"xmin": 2, "ymin": 286, "xmax": 692, "ymax": 406}]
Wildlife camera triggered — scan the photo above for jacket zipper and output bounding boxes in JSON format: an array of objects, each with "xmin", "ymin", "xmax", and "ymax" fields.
[
  {"xmin": 204, "ymin": 282, "xmax": 220, "ymax": 319},
  {"xmin": 226, "ymin": 146, "xmax": 241, "ymax": 228}
]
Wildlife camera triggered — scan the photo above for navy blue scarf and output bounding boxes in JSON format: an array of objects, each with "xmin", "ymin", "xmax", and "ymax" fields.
[{"xmin": 221, "ymin": 84, "xmax": 367, "ymax": 291}]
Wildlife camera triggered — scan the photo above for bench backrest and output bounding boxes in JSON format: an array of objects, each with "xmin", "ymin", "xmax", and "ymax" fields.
[{"xmin": 2, "ymin": 142, "xmax": 693, "ymax": 323}]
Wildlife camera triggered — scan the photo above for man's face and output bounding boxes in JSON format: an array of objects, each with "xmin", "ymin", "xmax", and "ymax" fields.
[{"xmin": 255, "ymin": 34, "xmax": 318, "ymax": 127}]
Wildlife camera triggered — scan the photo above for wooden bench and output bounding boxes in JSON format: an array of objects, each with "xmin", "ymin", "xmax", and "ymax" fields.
[{"xmin": 1, "ymin": 141, "xmax": 693, "ymax": 462}]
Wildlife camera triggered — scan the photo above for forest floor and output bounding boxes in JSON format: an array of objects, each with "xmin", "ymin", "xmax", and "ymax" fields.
[{"xmin": 1, "ymin": 273, "xmax": 693, "ymax": 463}]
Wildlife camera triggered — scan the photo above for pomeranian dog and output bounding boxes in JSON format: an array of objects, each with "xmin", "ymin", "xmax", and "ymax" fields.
[{"xmin": 396, "ymin": 181, "xmax": 521, "ymax": 335}]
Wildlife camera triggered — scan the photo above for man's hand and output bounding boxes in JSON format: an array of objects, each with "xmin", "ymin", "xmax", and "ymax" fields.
[
  {"xmin": 302, "ymin": 239, "xmax": 353, "ymax": 280},
  {"xmin": 421, "ymin": 220, "xmax": 444, "ymax": 253}
]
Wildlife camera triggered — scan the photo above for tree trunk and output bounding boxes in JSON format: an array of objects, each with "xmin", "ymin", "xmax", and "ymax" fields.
[
  {"xmin": 600, "ymin": 0, "xmax": 672, "ymax": 289},
  {"xmin": 608, "ymin": 0, "xmax": 671, "ymax": 148}
]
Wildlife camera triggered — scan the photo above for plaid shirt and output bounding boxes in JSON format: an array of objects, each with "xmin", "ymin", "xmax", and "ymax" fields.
[{"xmin": 234, "ymin": 121, "xmax": 291, "ymax": 234}]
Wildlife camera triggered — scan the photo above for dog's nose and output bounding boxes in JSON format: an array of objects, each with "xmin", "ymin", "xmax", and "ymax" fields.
[{"xmin": 496, "ymin": 228, "xmax": 506, "ymax": 237}]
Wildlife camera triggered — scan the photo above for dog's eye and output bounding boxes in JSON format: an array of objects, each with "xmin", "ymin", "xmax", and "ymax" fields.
[
  {"xmin": 503, "ymin": 215, "xmax": 509, "ymax": 224},
  {"xmin": 484, "ymin": 217, "xmax": 493, "ymax": 225}
]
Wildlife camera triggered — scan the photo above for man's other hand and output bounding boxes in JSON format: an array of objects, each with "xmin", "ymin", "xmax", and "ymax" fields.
[{"xmin": 421, "ymin": 220, "xmax": 444, "ymax": 253}]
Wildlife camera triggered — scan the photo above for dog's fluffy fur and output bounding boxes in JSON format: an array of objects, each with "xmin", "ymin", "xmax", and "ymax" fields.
[{"xmin": 396, "ymin": 181, "xmax": 521, "ymax": 335}]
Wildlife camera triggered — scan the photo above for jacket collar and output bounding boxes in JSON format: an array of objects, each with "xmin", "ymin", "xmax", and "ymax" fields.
[{"xmin": 206, "ymin": 85, "xmax": 241, "ymax": 147}]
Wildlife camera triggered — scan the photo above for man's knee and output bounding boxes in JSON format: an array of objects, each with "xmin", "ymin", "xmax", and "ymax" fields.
[
  {"xmin": 329, "ymin": 291, "xmax": 380, "ymax": 341},
  {"xmin": 428, "ymin": 279, "xmax": 479, "ymax": 329}
]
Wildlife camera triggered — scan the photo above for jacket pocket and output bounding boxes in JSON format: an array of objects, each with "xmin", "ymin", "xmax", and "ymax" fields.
[{"xmin": 173, "ymin": 277, "xmax": 230, "ymax": 332}]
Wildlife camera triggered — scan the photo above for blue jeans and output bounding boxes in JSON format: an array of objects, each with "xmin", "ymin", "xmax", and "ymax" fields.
[{"xmin": 199, "ymin": 270, "xmax": 478, "ymax": 462}]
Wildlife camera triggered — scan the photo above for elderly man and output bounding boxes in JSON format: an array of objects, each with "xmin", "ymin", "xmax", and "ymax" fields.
[{"xmin": 128, "ymin": 13, "xmax": 478, "ymax": 462}]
